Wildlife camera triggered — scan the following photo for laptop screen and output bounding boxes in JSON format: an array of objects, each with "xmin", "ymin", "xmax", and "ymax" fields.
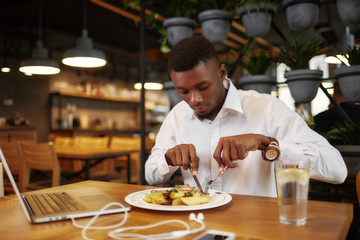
[{"xmin": 0, "ymin": 148, "xmax": 32, "ymax": 221}]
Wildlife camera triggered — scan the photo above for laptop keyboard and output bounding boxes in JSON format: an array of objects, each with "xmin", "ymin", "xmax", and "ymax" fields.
[{"xmin": 30, "ymin": 192, "xmax": 86, "ymax": 215}]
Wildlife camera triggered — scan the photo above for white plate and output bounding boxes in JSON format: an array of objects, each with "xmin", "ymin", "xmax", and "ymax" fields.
[{"xmin": 124, "ymin": 188, "xmax": 232, "ymax": 211}]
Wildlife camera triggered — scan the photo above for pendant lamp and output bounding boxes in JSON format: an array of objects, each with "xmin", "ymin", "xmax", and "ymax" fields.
[
  {"xmin": 1, "ymin": 66, "xmax": 11, "ymax": 73},
  {"xmin": 1, "ymin": 58, "xmax": 11, "ymax": 73},
  {"xmin": 19, "ymin": 40, "xmax": 60, "ymax": 75},
  {"xmin": 19, "ymin": 1, "xmax": 60, "ymax": 75},
  {"xmin": 1, "ymin": 40, "xmax": 11, "ymax": 73},
  {"xmin": 62, "ymin": 0, "xmax": 106, "ymax": 68}
]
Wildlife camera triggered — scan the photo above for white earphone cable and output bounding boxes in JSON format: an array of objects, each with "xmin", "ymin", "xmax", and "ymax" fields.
[
  {"xmin": 71, "ymin": 202, "xmax": 129, "ymax": 240},
  {"xmin": 71, "ymin": 202, "xmax": 206, "ymax": 240}
]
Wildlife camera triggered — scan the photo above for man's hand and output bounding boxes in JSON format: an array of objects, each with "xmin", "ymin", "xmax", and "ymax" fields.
[
  {"xmin": 165, "ymin": 144, "xmax": 199, "ymax": 175},
  {"xmin": 213, "ymin": 134, "xmax": 270, "ymax": 169}
]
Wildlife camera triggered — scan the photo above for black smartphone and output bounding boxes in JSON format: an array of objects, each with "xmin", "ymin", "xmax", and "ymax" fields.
[{"xmin": 193, "ymin": 230, "xmax": 236, "ymax": 240}]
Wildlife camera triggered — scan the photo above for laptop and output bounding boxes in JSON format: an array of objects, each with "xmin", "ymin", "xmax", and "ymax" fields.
[{"xmin": 0, "ymin": 148, "xmax": 131, "ymax": 223}]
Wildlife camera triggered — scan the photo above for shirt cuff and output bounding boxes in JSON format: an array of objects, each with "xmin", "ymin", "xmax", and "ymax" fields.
[
  {"xmin": 278, "ymin": 140, "xmax": 304, "ymax": 162},
  {"xmin": 158, "ymin": 153, "xmax": 178, "ymax": 175}
]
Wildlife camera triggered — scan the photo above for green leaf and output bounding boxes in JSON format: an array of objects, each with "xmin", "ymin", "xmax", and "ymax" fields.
[
  {"xmin": 168, "ymin": 0, "xmax": 197, "ymax": 18},
  {"xmin": 344, "ymin": 46, "xmax": 360, "ymax": 66},
  {"xmin": 240, "ymin": 0, "xmax": 279, "ymax": 13},
  {"xmin": 239, "ymin": 48, "xmax": 277, "ymax": 75},
  {"xmin": 200, "ymin": 0, "xmax": 238, "ymax": 11},
  {"xmin": 277, "ymin": 39, "xmax": 323, "ymax": 70},
  {"xmin": 322, "ymin": 122, "xmax": 360, "ymax": 145}
]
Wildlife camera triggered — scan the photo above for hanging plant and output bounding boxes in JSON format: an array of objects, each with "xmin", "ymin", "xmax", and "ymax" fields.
[
  {"xmin": 323, "ymin": 121, "xmax": 360, "ymax": 179},
  {"xmin": 239, "ymin": 0, "xmax": 279, "ymax": 13},
  {"xmin": 239, "ymin": 48, "xmax": 278, "ymax": 94},
  {"xmin": 197, "ymin": 0, "xmax": 238, "ymax": 42},
  {"xmin": 124, "ymin": 0, "xmax": 197, "ymax": 49},
  {"xmin": 334, "ymin": 46, "xmax": 360, "ymax": 102},
  {"xmin": 240, "ymin": 48, "xmax": 277, "ymax": 75},
  {"xmin": 199, "ymin": 0, "xmax": 238, "ymax": 11},
  {"xmin": 278, "ymin": 39, "xmax": 324, "ymax": 103},
  {"xmin": 336, "ymin": 0, "xmax": 360, "ymax": 25},
  {"xmin": 323, "ymin": 122, "xmax": 360, "ymax": 146},
  {"xmin": 237, "ymin": 0, "xmax": 278, "ymax": 37},
  {"xmin": 344, "ymin": 46, "xmax": 360, "ymax": 66},
  {"xmin": 282, "ymin": 0, "xmax": 320, "ymax": 31},
  {"xmin": 278, "ymin": 39, "xmax": 323, "ymax": 70}
]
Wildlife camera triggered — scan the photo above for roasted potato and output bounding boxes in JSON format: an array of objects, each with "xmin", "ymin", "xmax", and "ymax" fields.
[
  {"xmin": 144, "ymin": 185, "xmax": 211, "ymax": 206},
  {"xmin": 171, "ymin": 198, "xmax": 183, "ymax": 206},
  {"xmin": 180, "ymin": 195, "xmax": 211, "ymax": 205},
  {"xmin": 147, "ymin": 192, "xmax": 172, "ymax": 205},
  {"xmin": 169, "ymin": 191, "xmax": 186, "ymax": 199},
  {"xmin": 144, "ymin": 194, "xmax": 152, "ymax": 203}
]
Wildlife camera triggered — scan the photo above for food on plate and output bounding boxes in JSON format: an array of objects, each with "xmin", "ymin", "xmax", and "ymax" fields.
[
  {"xmin": 144, "ymin": 184, "xmax": 211, "ymax": 206},
  {"xmin": 180, "ymin": 195, "xmax": 212, "ymax": 205}
]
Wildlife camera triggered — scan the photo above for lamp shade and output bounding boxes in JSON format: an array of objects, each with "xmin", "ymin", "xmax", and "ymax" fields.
[
  {"xmin": 1, "ymin": 66, "xmax": 11, "ymax": 73},
  {"xmin": 62, "ymin": 30, "xmax": 106, "ymax": 68},
  {"xmin": 19, "ymin": 40, "xmax": 60, "ymax": 75}
]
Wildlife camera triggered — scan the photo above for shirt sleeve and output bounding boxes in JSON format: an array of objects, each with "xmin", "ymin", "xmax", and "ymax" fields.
[
  {"xmin": 145, "ymin": 111, "xmax": 179, "ymax": 185},
  {"xmin": 270, "ymin": 98, "xmax": 347, "ymax": 184}
]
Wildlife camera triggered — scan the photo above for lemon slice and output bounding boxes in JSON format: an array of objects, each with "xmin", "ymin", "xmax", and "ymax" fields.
[{"xmin": 276, "ymin": 168, "xmax": 309, "ymax": 185}]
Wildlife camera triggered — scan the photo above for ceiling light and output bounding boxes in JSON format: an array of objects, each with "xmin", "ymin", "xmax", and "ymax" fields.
[
  {"xmin": 62, "ymin": 30, "xmax": 106, "ymax": 68},
  {"xmin": 19, "ymin": 40, "xmax": 60, "ymax": 75},
  {"xmin": 19, "ymin": 0, "xmax": 60, "ymax": 75},
  {"xmin": 134, "ymin": 82, "xmax": 163, "ymax": 90},
  {"xmin": 1, "ymin": 66, "xmax": 11, "ymax": 73},
  {"xmin": 62, "ymin": 0, "xmax": 106, "ymax": 68},
  {"xmin": 1, "ymin": 49, "xmax": 11, "ymax": 73}
]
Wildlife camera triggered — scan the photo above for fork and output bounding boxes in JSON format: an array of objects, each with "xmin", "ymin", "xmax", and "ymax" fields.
[{"xmin": 204, "ymin": 166, "xmax": 229, "ymax": 194}]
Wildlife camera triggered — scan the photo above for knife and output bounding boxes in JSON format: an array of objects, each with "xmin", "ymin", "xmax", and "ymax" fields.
[{"xmin": 189, "ymin": 165, "xmax": 204, "ymax": 193}]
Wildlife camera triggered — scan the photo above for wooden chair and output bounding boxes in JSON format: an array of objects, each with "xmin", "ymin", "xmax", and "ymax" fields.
[
  {"xmin": 54, "ymin": 136, "xmax": 78, "ymax": 173},
  {"xmin": 356, "ymin": 170, "xmax": 360, "ymax": 205},
  {"xmin": 18, "ymin": 141, "xmax": 61, "ymax": 191},
  {"xmin": 0, "ymin": 162, "xmax": 4, "ymax": 197},
  {"xmin": 0, "ymin": 142, "xmax": 25, "ymax": 192},
  {"xmin": 0, "ymin": 132, "xmax": 8, "ymax": 142},
  {"xmin": 109, "ymin": 136, "xmax": 140, "ymax": 183},
  {"xmin": 9, "ymin": 130, "xmax": 37, "ymax": 142}
]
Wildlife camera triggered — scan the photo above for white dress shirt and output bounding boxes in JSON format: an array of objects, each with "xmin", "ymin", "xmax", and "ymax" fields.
[{"xmin": 145, "ymin": 79, "xmax": 347, "ymax": 197}]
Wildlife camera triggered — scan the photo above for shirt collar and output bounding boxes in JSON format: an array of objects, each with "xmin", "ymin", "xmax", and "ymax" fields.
[{"xmin": 222, "ymin": 78, "xmax": 244, "ymax": 115}]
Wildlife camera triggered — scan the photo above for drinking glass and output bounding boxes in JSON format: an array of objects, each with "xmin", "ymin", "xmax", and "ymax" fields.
[{"xmin": 275, "ymin": 155, "xmax": 310, "ymax": 226}]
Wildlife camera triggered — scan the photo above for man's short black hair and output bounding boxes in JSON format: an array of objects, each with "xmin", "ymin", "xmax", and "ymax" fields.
[{"xmin": 168, "ymin": 36, "xmax": 219, "ymax": 72}]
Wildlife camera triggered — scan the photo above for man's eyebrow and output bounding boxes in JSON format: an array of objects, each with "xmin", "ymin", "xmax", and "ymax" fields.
[
  {"xmin": 175, "ymin": 80, "xmax": 209, "ymax": 90},
  {"xmin": 195, "ymin": 81, "xmax": 209, "ymax": 87}
]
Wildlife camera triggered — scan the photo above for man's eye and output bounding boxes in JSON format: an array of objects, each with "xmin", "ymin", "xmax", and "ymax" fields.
[
  {"xmin": 198, "ymin": 85, "xmax": 209, "ymax": 91},
  {"xmin": 178, "ymin": 90, "xmax": 188, "ymax": 95}
]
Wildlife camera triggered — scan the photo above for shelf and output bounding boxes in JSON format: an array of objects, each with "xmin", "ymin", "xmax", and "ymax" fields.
[
  {"xmin": 49, "ymin": 91, "xmax": 141, "ymax": 132},
  {"xmin": 0, "ymin": 126, "xmax": 36, "ymax": 131},
  {"xmin": 50, "ymin": 91, "xmax": 140, "ymax": 104},
  {"xmin": 51, "ymin": 128, "xmax": 141, "ymax": 137}
]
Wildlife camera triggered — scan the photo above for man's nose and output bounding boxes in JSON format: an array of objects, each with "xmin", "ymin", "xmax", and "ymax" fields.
[{"xmin": 189, "ymin": 90, "xmax": 202, "ymax": 104}]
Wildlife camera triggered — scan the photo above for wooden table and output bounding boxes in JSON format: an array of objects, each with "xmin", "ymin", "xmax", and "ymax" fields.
[
  {"xmin": 55, "ymin": 147, "xmax": 139, "ymax": 182},
  {"xmin": 0, "ymin": 181, "xmax": 353, "ymax": 239}
]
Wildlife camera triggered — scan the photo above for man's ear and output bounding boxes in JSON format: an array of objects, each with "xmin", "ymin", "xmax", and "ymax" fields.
[{"xmin": 219, "ymin": 64, "xmax": 227, "ymax": 79}]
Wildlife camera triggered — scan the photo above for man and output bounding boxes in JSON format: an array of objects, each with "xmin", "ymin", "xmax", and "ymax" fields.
[
  {"xmin": 145, "ymin": 36, "xmax": 347, "ymax": 197},
  {"xmin": 314, "ymin": 80, "xmax": 360, "ymax": 137}
]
